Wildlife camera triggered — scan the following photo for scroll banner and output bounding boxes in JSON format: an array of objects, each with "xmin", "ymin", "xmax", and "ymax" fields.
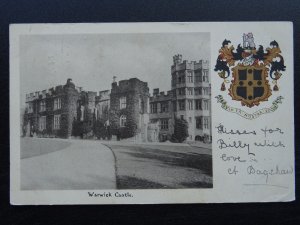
[{"xmin": 215, "ymin": 95, "xmax": 284, "ymax": 120}]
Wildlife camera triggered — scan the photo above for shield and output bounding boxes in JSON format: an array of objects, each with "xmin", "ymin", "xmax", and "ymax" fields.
[{"xmin": 229, "ymin": 64, "xmax": 271, "ymax": 107}]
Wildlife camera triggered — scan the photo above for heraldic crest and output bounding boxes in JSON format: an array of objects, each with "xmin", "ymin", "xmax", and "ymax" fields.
[{"xmin": 214, "ymin": 33, "xmax": 286, "ymax": 108}]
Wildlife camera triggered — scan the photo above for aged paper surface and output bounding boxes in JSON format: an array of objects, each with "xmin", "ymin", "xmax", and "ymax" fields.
[{"xmin": 10, "ymin": 22, "xmax": 294, "ymax": 204}]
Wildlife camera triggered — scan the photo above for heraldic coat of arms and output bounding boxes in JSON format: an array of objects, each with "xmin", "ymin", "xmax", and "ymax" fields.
[{"xmin": 214, "ymin": 33, "xmax": 286, "ymax": 108}]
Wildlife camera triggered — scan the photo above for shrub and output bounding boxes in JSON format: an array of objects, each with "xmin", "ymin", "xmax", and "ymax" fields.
[{"xmin": 171, "ymin": 117, "xmax": 189, "ymax": 143}]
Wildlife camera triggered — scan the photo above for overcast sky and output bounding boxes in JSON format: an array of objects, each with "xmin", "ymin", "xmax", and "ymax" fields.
[{"xmin": 20, "ymin": 32, "xmax": 209, "ymax": 106}]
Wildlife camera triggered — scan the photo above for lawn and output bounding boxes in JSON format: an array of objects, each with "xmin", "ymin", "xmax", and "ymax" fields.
[{"xmin": 104, "ymin": 143, "xmax": 213, "ymax": 189}]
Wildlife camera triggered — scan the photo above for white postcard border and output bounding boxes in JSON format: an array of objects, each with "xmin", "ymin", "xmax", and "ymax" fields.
[{"xmin": 10, "ymin": 22, "xmax": 295, "ymax": 204}]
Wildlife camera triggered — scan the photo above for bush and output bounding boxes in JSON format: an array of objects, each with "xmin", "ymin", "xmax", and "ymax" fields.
[
  {"xmin": 72, "ymin": 120, "xmax": 83, "ymax": 137},
  {"xmin": 203, "ymin": 133, "xmax": 211, "ymax": 143},
  {"xmin": 119, "ymin": 126, "xmax": 135, "ymax": 139},
  {"xmin": 171, "ymin": 117, "xmax": 189, "ymax": 143},
  {"xmin": 93, "ymin": 120, "xmax": 105, "ymax": 139}
]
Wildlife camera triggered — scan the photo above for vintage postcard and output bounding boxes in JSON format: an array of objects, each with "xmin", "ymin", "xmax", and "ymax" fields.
[{"xmin": 10, "ymin": 22, "xmax": 294, "ymax": 204}]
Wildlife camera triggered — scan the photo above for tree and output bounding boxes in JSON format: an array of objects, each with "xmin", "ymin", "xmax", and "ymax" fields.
[{"xmin": 171, "ymin": 117, "xmax": 189, "ymax": 143}]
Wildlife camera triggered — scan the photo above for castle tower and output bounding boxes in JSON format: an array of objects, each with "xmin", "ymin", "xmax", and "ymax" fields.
[
  {"xmin": 63, "ymin": 79, "xmax": 80, "ymax": 138},
  {"xmin": 170, "ymin": 55, "xmax": 211, "ymax": 142},
  {"xmin": 109, "ymin": 78, "xmax": 150, "ymax": 142},
  {"xmin": 173, "ymin": 54, "xmax": 182, "ymax": 65}
]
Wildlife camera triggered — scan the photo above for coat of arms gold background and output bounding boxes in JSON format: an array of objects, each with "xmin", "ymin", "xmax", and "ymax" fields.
[{"xmin": 214, "ymin": 33, "xmax": 286, "ymax": 108}]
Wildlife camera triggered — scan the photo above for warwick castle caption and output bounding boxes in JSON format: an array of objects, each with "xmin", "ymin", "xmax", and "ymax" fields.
[{"xmin": 23, "ymin": 55, "xmax": 212, "ymax": 143}]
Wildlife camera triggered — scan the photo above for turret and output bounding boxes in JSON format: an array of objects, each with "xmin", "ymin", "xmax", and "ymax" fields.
[{"xmin": 173, "ymin": 54, "xmax": 182, "ymax": 65}]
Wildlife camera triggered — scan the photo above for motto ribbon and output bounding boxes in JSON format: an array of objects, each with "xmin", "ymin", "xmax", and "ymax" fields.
[{"xmin": 215, "ymin": 95, "xmax": 284, "ymax": 120}]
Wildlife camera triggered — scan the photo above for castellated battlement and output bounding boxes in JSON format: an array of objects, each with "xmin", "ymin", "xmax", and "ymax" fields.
[
  {"xmin": 171, "ymin": 54, "xmax": 209, "ymax": 73},
  {"xmin": 96, "ymin": 90, "xmax": 110, "ymax": 103},
  {"xmin": 201, "ymin": 60, "xmax": 209, "ymax": 69},
  {"xmin": 26, "ymin": 84, "xmax": 67, "ymax": 102},
  {"xmin": 150, "ymin": 89, "xmax": 173, "ymax": 101},
  {"xmin": 86, "ymin": 91, "xmax": 97, "ymax": 103},
  {"xmin": 25, "ymin": 79, "xmax": 112, "ymax": 103},
  {"xmin": 111, "ymin": 77, "xmax": 149, "ymax": 95}
]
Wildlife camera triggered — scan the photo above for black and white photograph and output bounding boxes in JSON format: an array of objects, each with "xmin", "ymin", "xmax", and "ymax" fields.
[{"xmin": 19, "ymin": 31, "xmax": 213, "ymax": 191}]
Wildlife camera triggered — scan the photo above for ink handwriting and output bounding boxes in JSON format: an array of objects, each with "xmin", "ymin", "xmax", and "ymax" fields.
[
  {"xmin": 247, "ymin": 165, "xmax": 293, "ymax": 183},
  {"xmin": 221, "ymin": 154, "xmax": 246, "ymax": 163},
  {"xmin": 261, "ymin": 127, "xmax": 284, "ymax": 137},
  {"xmin": 217, "ymin": 139, "xmax": 254, "ymax": 156},
  {"xmin": 254, "ymin": 140, "xmax": 285, "ymax": 148},
  {"xmin": 216, "ymin": 124, "xmax": 256, "ymax": 135}
]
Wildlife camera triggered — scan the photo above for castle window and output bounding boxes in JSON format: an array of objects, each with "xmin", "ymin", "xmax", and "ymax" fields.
[
  {"xmin": 94, "ymin": 108, "xmax": 98, "ymax": 120},
  {"xmin": 172, "ymin": 74, "xmax": 176, "ymax": 87},
  {"xmin": 188, "ymin": 71, "xmax": 193, "ymax": 83},
  {"xmin": 27, "ymin": 102, "xmax": 33, "ymax": 113},
  {"xmin": 138, "ymin": 98, "xmax": 142, "ymax": 112},
  {"xmin": 207, "ymin": 88, "xmax": 210, "ymax": 95},
  {"xmin": 203, "ymin": 70, "xmax": 209, "ymax": 82},
  {"xmin": 150, "ymin": 103, "xmax": 157, "ymax": 113},
  {"xmin": 53, "ymin": 114, "xmax": 61, "ymax": 130},
  {"xmin": 139, "ymin": 98, "xmax": 145, "ymax": 113},
  {"xmin": 54, "ymin": 98, "xmax": 61, "ymax": 110},
  {"xmin": 120, "ymin": 115, "xmax": 127, "ymax": 127},
  {"xmin": 187, "ymin": 88, "xmax": 193, "ymax": 95},
  {"xmin": 173, "ymin": 89, "xmax": 177, "ymax": 97},
  {"xmin": 203, "ymin": 100, "xmax": 209, "ymax": 110},
  {"xmin": 195, "ymin": 99, "xmax": 202, "ymax": 110},
  {"xmin": 39, "ymin": 116, "xmax": 46, "ymax": 131},
  {"xmin": 188, "ymin": 100, "xmax": 193, "ymax": 110},
  {"xmin": 203, "ymin": 87, "xmax": 210, "ymax": 96},
  {"xmin": 196, "ymin": 117, "xmax": 202, "ymax": 129},
  {"xmin": 178, "ymin": 88, "xmax": 185, "ymax": 95},
  {"xmin": 160, "ymin": 119, "xmax": 169, "ymax": 130},
  {"xmin": 195, "ymin": 71, "xmax": 202, "ymax": 82},
  {"xmin": 178, "ymin": 72, "xmax": 185, "ymax": 84},
  {"xmin": 39, "ymin": 100, "xmax": 46, "ymax": 112},
  {"xmin": 160, "ymin": 102, "xmax": 169, "ymax": 113},
  {"xmin": 80, "ymin": 106, "xmax": 85, "ymax": 121},
  {"xmin": 195, "ymin": 135, "xmax": 201, "ymax": 141},
  {"xmin": 120, "ymin": 96, "xmax": 126, "ymax": 109},
  {"xmin": 179, "ymin": 100, "xmax": 185, "ymax": 110},
  {"xmin": 204, "ymin": 117, "xmax": 209, "ymax": 129},
  {"xmin": 195, "ymin": 87, "xmax": 202, "ymax": 95}
]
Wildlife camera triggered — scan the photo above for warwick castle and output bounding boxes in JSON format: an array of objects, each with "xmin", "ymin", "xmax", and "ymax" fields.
[{"xmin": 23, "ymin": 55, "xmax": 211, "ymax": 143}]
